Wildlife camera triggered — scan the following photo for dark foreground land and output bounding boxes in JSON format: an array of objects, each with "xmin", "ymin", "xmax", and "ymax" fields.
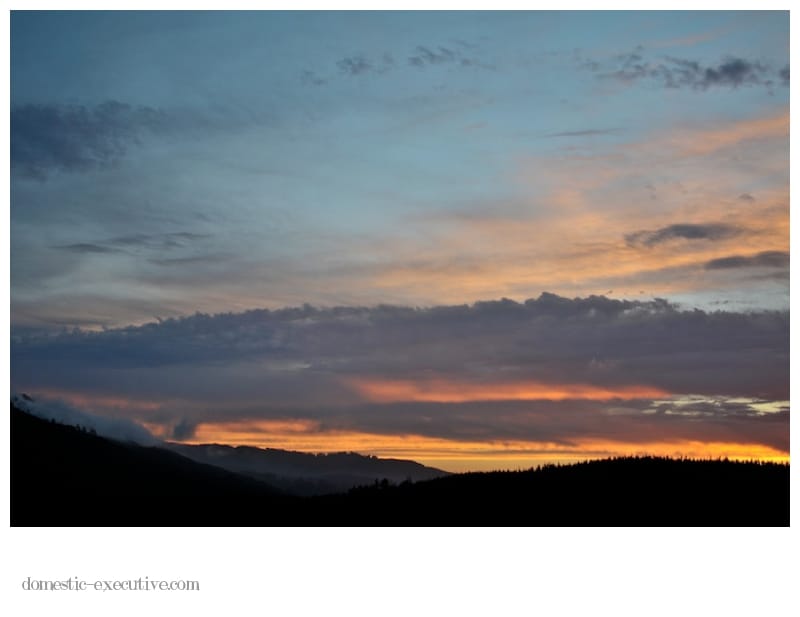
[{"xmin": 11, "ymin": 404, "xmax": 789, "ymax": 526}]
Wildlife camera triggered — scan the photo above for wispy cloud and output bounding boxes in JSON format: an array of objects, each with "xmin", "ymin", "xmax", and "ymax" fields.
[
  {"xmin": 50, "ymin": 232, "xmax": 211, "ymax": 258},
  {"xmin": 408, "ymin": 45, "xmax": 459, "ymax": 67},
  {"xmin": 107, "ymin": 232, "xmax": 211, "ymax": 249},
  {"xmin": 12, "ymin": 393, "xmax": 159, "ymax": 446},
  {"xmin": 705, "ymin": 250, "xmax": 789, "ymax": 270},
  {"xmin": 55, "ymin": 243, "xmax": 125, "ymax": 254},
  {"xmin": 169, "ymin": 417, "xmax": 199, "ymax": 440},
  {"xmin": 625, "ymin": 223, "xmax": 743, "ymax": 248},
  {"xmin": 337, "ymin": 54, "xmax": 374, "ymax": 76},
  {"xmin": 544, "ymin": 128, "xmax": 621, "ymax": 138},
  {"xmin": 328, "ymin": 42, "xmax": 484, "ymax": 80},
  {"xmin": 661, "ymin": 110, "xmax": 788, "ymax": 156},
  {"xmin": 648, "ymin": 25, "xmax": 732, "ymax": 49},
  {"xmin": 149, "ymin": 254, "xmax": 230, "ymax": 267}
]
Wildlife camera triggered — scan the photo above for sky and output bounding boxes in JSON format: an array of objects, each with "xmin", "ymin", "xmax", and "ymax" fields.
[{"xmin": 9, "ymin": 10, "xmax": 789, "ymax": 471}]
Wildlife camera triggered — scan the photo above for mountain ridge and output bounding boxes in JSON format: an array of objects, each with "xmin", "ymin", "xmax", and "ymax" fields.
[{"xmin": 166, "ymin": 441, "xmax": 449, "ymax": 495}]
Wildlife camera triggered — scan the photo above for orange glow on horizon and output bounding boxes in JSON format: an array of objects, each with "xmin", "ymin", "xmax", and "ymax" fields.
[
  {"xmin": 179, "ymin": 420, "xmax": 788, "ymax": 473},
  {"xmin": 345, "ymin": 377, "xmax": 669, "ymax": 403},
  {"xmin": 37, "ymin": 392, "xmax": 785, "ymax": 472},
  {"xmin": 177, "ymin": 421, "xmax": 789, "ymax": 472}
]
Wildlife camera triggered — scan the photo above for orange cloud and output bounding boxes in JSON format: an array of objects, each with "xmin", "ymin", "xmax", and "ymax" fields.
[
  {"xmin": 355, "ymin": 107, "xmax": 788, "ymax": 305},
  {"xmin": 667, "ymin": 110, "xmax": 789, "ymax": 157},
  {"xmin": 345, "ymin": 377, "xmax": 668, "ymax": 403}
]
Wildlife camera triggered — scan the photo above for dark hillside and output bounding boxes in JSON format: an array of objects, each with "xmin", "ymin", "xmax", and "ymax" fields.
[
  {"xmin": 11, "ymin": 403, "xmax": 789, "ymax": 526},
  {"xmin": 307, "ymin": 456, "xmax": 789, "ymax": 525},
  {"xmin": 11, "ymin": 404, "xmax": 297, "ymax": 525}
]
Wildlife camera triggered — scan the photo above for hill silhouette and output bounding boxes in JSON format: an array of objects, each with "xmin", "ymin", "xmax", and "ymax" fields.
[
  {"xmin": 11, "ymin": 403, "xmax": 789, "ymax": 526},
  {"xmin": 167, "ymin": 442, "xmax": 448, "ymax": 496}
]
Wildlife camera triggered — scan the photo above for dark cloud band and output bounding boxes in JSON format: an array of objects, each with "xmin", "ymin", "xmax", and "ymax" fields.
[
  {"xmin": 705, "ymin": 251, "xmax": 789, "ymax": 270},
  {"xmin": 594, "ymin": 51, "xmax": 787, "ymax": 91},
  {"xmin": 10, "ymin": 101, "xmax": 171, "ymax": 179},
  {"xmin": 625, "ymin": 223, "xmax": 742, "ymax": 247},
  {"xmin": 12, "ymin": 293, "xmax": 789, "ymax": 403}
]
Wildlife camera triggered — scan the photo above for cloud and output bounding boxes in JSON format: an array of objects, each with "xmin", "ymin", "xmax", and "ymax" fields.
[
  {"xmin": 333, "ymin": 52, "xmax": 395, "ymax": 77},
  {"xmin": 337, "ymin": 55, "xmax": 373, "ymax": 76},
  {"xmin": 666, "ymin": 56, "xmax": 767, "ymax": 88},
  {"xmin": 346, "ymin": 376, "xmax": 668, "ymax": 403},
  {"xmin": 11, "ymin": 393, "xmax": 158, "ymax": 446},
  {"xmin": 55, "ymin": 243, "xmax": 124, "ymax": 254},
  {"xmin": 11, "ymin": 294, "xmax": 787, "ymax": 457},
  {"xmin": 747, "ymin": 271, "xmax": 790, "ymax": 283},
  {"xmin": 363, "ymin": 110, "xmax": 786, "ymax": 308},
  {"xmin": 170, "ymin": 418, "xmax": 198, "ymax": 440},
  {"xmin": 10, "ymin": 100, "xmax": 263, "ymax": 180},
  {"xmin": 52, "ymin": 232, "xmax": 211, "ymax": 257},
  {"xmin": 664, "ymin": 110, "xmax": 788, "ymax": 157},
  {"xmin": 330, "ymin": 43, "xmax": 481, "ymax": 79},
  {"xmin": 12, "ymin": 293, "xmax": 789, "ymax": 402},
  {"xmin": 107, "ymin": 232, "xmax": 211, "ymax": 249},
  {"xmin": 148, "ymin": 254, "xmax": 229, "ymax": 267},
  {"xmin": 598, "ymin": 53, "xmax": 786, "ymax": 91},
  {"xmin": 625, "ymin": 223, "xmax": 742, "ymax": 247},
  {"xmin": 705, "ymin": 251, "xmax": 789, "ymax": 270},
  {"xmin": 300, "ymin": 69, "xmax": 327, "ymax": 86},
  {"xmin": 545, "ymin": 128, "xmax": 621, "ymax": 138},
  {"xmin": 10, "ymin": 101, "xmax": 172, "ymax": 179},
  {"xmin": 648, "ymin": 27, "xmax": 730, "ymax": 49},
  {"xmin": 408, "ymin": 45, "xmax": 458, "ymax": 67},
  {"xmin": 308, "ymin": 398, "xmax": 789, "ymax": 453}
]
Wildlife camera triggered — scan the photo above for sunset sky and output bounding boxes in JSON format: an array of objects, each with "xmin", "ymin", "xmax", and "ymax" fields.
[{"xmin": 10, "ymin": 11, "xmax": 789, "ymax": 471}]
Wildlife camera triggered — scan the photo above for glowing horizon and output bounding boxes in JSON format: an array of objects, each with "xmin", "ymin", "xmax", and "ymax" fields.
[{"xmin": 171, "ymin": 420, "xmax": 789, "ymax": 473}]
